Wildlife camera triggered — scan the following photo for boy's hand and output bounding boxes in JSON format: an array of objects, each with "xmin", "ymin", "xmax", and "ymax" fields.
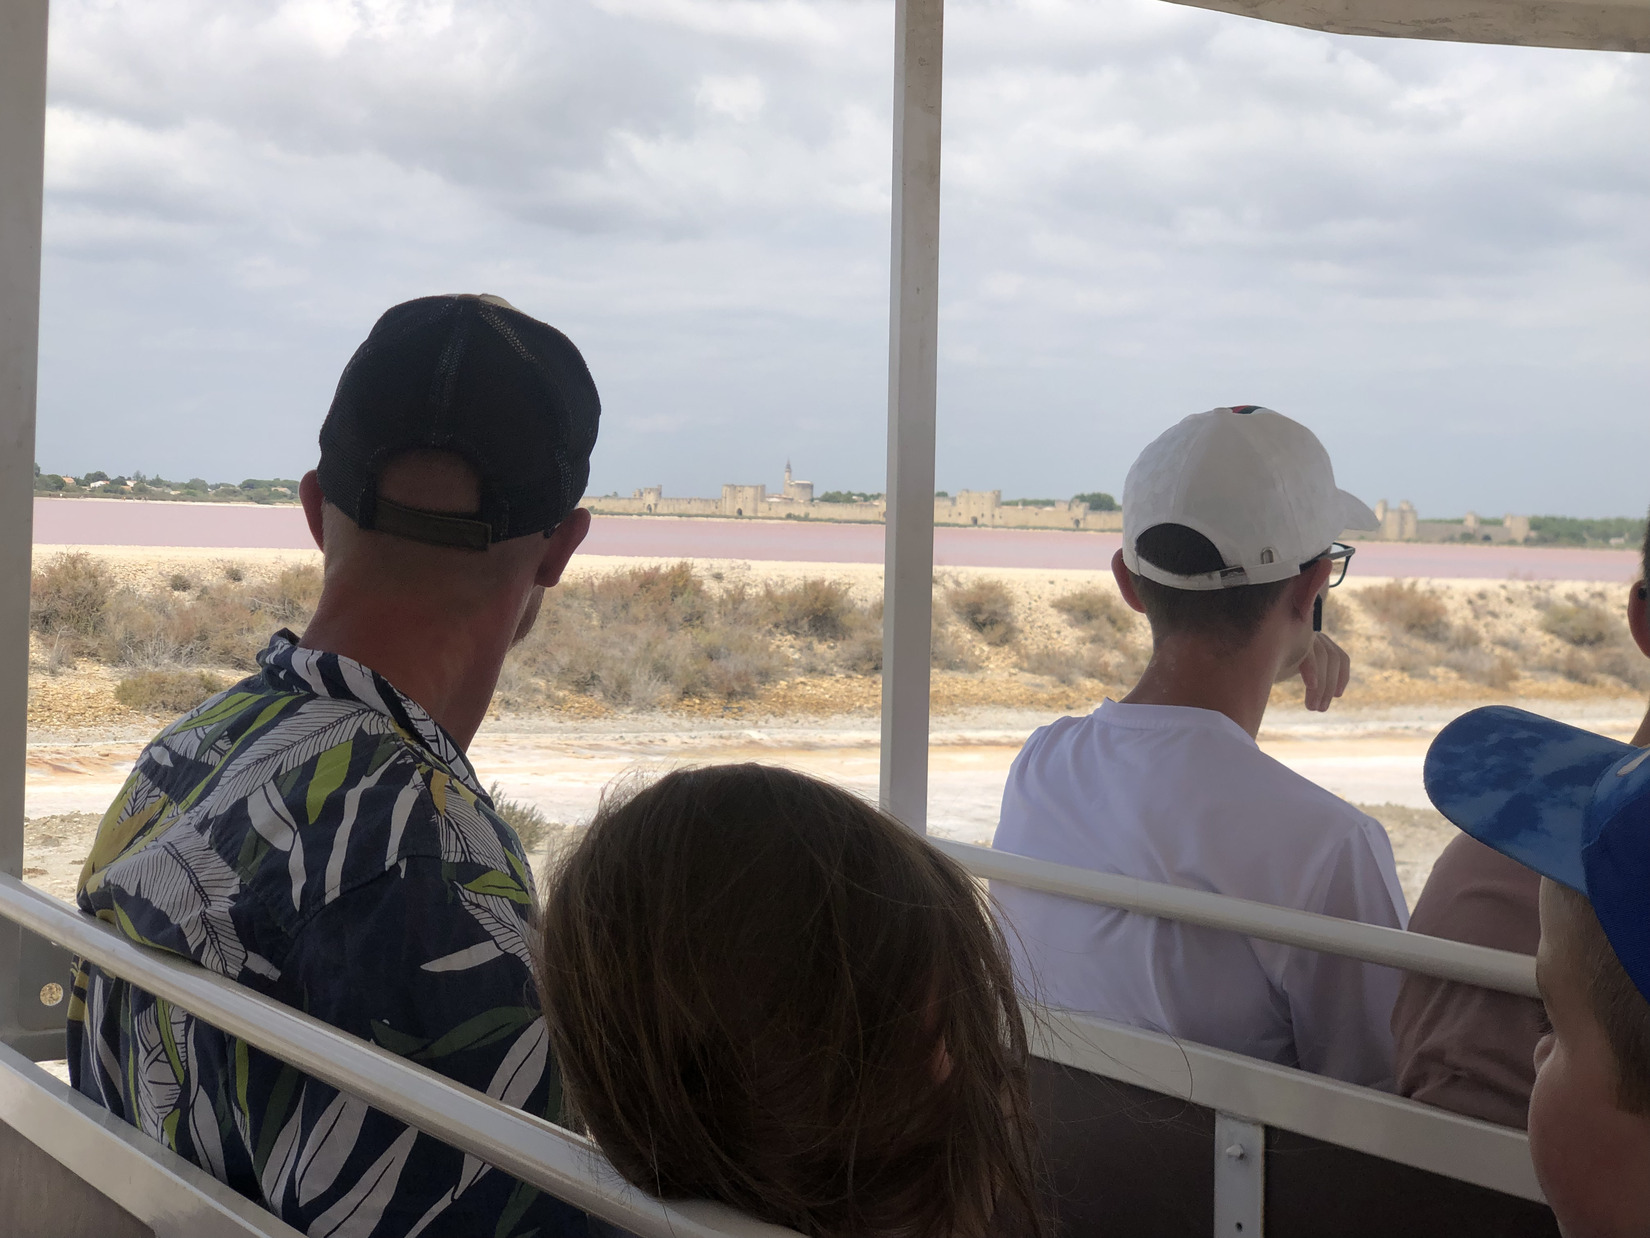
[{"xmin": 1295, "ymin": 632, "xmax": 1351, "ymax": 712}]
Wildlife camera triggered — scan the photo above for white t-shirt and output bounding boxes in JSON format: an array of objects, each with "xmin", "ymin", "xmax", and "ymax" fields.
[{"xmin": 992, "ymin": 700, "xmax": 1409, "ymax": 1088}]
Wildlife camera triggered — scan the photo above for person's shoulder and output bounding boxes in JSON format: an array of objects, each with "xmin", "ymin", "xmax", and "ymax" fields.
[
  {"xmin": 1232, "ymin": 743, "xmax": 1391, "ymax": 844},
  {"xmin": 189, "ymin": 700, "xmax": 465, "ymax": 914},
  {"xmin": 1409, "ymin": 831, "xmax": 1540, "ymax": 947},
  {"xmin": 1015, "ymin": 709, "xmax": 1100, "ymax": 758}
]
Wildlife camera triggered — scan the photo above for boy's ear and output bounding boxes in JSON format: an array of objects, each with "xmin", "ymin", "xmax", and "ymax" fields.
[
  {"xmin": 1288, "ymin": 558, "xmax": 1333, "ymax": 623},
  {"xmin": 1629, "ymin": 581, "xmax": 1650, "ymax": 659},
  {"xmin": 1111, "ymin": 550, "xmax": 1148, "ymax": 615}
]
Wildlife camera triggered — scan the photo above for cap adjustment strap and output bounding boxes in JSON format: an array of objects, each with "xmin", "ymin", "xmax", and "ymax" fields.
[{"xmin": 371, "ymin": 496, "xmax": 493, "ymax": 551}]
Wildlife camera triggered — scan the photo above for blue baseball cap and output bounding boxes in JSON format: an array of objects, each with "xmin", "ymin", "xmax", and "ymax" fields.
[{"xmin": 1424, "ymin": 705, "xmax": 1650, "ymax": 1003}]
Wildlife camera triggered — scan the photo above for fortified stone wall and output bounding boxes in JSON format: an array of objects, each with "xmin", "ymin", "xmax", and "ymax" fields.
[
  {"xmin": 586, "ymin": 483, "xmax": 1523, "ymax": 543},
  {"xmin": 1362, "ymin": 500, "xmax": 1530, "ymax": 544},
  {"xmin": 935, "ymin": 490, "xmax": 1122, "ymax": 531}
]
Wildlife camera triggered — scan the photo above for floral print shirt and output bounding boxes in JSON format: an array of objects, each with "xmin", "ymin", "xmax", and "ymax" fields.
[{"xmin": 68, "ymin": 630, "xmax": 586, "ymax": 1238}]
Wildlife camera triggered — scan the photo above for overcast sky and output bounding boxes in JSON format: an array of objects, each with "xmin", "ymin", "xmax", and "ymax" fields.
[{"xmin": 33, "ymin": 0, "xmax": 1650, "ymax": 516}]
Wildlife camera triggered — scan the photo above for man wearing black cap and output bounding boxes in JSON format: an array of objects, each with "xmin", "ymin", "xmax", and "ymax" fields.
[{"xmin": 67, "ymin": 295, "xmax": 598, "ymax": 1237}]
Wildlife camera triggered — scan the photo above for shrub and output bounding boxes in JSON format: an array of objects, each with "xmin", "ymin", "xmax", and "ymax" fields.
[
  {"xmin": 488, "ymin": 783, "xmax": 552, "ymax": 853},
  {"xmin": 1591, "ymin": 644, "xmax": 1650, "ymax": 691},
  {"xmin": 947, "ymin": 580, "xmax": 1018, "ymax": 646},
  {"xmin": 30, "ymin": 553, "xmax": 114, "ymax": 640},
  {"xmin": 1541, "ymin": 603, "xmax": 1614, "ymax": 648},
  {"xmin": 1441, "ymin": 647, "xmax": 1519, "ymax": 690},
  {"xmin": 221, "ymin": 561, "xmax": 246, "ymax": 584},
  {"xmin": 766, "ymin": 578, "xmax": 859, "ymax": 641},
  {"xmin": 115, "ymin": 669, "xmax": 226, "ymax": 714},
  {"xmin": 1051, "ymin": 587, "xmax": 1135, "ymax": 639},
  {"xmin": 841, "ymin": 630, "xmax": 883, "ymax": 675},
  {"xmin": 504, "ymin": 563, "xmax": 786, "ymax": 709},
  {"xmin": 31, "ymin": 554, "xmax": 321, "ymax": 672},
  {"xmin": 929, "ymin": 612, "xmax": 981, "ymax": 672},
  {"xmin": 1360, "ymin": 581, "xmax": 1451, "ymax": 641},
  {"xmin": 254, "ymin": 564, "xmax": 323, "ymax": 624}
]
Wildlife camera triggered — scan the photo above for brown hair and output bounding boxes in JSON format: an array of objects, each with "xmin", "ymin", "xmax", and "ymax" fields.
[
  {"xmin": 537, "ymin": 763, "xmax": 1044, "ymax": 1237},
  {"xmin": 1130, "ymin": 523, "xmax": 1292, "ymax": 650},
  {"xmin": 1552, "ymin": 882, "xmax": 1650, "ymax": 1114}
]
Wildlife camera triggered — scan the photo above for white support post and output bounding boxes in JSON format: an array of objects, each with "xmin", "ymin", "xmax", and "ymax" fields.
[
  {"xmin": 0, "ymin": 0, "xmax": 58, "ymax": 1058},
  {"xmin": 879, "ymin": 0, "xmax": 944, "ymax": 833}
]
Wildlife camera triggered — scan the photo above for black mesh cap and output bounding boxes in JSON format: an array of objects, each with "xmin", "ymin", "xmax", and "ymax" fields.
[{"xmin": 317, "ymin": 294, "xmax": 600, "ymax": 548}]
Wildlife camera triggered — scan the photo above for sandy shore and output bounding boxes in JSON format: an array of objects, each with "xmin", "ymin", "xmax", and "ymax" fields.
[{"xmin": 24, "ymin": 695, "xmax": 1648, "ymax": 913}]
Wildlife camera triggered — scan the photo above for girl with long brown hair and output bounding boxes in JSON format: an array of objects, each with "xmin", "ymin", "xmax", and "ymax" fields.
[{"xmin": 537, "ymin": 763, "xmax": 1044, "ymax": 1238}]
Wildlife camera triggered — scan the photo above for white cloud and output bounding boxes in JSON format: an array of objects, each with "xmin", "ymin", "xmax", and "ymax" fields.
[
  {"xmin": 30, "ymin": 0, "xmax": 1650, "ymax": 516},
  {"xmin": 696, "ymin": 73, "xmax": 768, "ymax": 121}
]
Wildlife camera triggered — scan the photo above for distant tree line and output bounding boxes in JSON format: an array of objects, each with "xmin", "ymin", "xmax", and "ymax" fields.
[
  {"xmin": 1526, "ymin": 515, "xmax": 1648, "ymax": 548},
  {"xmin": 33, "ymin": 463, "xmax": 301, "ymax": 505}
]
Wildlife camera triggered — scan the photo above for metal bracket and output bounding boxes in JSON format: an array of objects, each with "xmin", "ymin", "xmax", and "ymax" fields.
[
  {"xmin": 1214, "ymin": 1113, "xmax": 1266, "ymax": 1238},
  {"xmin": 0, "ymin": 919, "xmax": 72, "ymax": 1061}
]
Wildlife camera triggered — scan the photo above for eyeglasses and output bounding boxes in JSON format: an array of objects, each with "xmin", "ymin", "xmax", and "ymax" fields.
[{"xmin": 1302, "ymin": 542, "xmax": 1355, "ymax": 588}]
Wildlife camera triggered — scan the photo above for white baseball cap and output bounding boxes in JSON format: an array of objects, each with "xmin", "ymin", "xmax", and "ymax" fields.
[{"xmin": 1122, "ymin": 406, "xmax": 1378, "ymax": 592}]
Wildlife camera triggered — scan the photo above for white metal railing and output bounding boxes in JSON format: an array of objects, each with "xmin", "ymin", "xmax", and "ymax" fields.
[
  {"xmin": 2, "ymin": 854, "xmax": 1548, "ymax": 1238},
  {"xmin": 0, "ymin": 1039, "xmax": 309, "ymax": 1237},
  {"xmin": 1034, "ymin": 1007, "xmax": 1542, "ymax": 1201},
  {"xmin": 939, "ymin": 839, "xmax": 1540, "ymax": 998},
  {"xmin": 0, "ymin": 874, "xmax": 797, "ymax": 1238}
]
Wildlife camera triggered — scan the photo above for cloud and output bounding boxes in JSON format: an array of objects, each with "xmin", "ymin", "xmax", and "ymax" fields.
[{"xmin": 31, "ymin": 0, "xmax": 1650, "ymax": 516}]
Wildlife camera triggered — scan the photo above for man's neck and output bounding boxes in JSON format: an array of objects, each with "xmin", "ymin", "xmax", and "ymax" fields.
[
  {"xmin": 298, "ymin": 592, "xmax": 515, "ymax": 751},
  {"xmin": 1121, "ymin": 637, "xmax": 1279, "ymax": 739}
]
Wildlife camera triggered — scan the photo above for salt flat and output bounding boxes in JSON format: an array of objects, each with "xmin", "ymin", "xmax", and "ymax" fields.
[{"xmin": 26, "ymin": 697, "xmax": 1645, "ymax": 909}]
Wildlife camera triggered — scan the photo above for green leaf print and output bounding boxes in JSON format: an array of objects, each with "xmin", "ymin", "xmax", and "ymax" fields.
[
  {"xmin": 411, "ymin": 1007, "xmax": 537, "ymax": 1063},
  {"xmin": 462, "ymin": 870, "xmax": 531, "ymax": 905}
]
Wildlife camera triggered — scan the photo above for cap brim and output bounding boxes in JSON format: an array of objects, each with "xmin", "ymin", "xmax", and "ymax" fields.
[
  {"xmin": 1424, "ymin": 706, "xmax": 1635, "ymax": 895},
  {"xmin": 1338, "ymin": 490, "xmax": 1380, "ymax": 533}
]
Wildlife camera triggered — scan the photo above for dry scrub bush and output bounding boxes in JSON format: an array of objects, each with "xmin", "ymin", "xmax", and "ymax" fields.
[
  {"xmin": 30, "ymin": 556, "xmax": 322, "ymax": 671},
  {"xmin": 1441, "ymin": 648, "xmax": 1519, "ymax": 690},
  {"xmin": 504, "ymin": 563, "xmax": 787, "ymax": 710},
  {"xmin": 1019, "ymin": 644, "xmax": 1109, "ymax": 686},
  {"xmin": 30, "ymin": 553, "xmax": 114, "ymax": 640},
  {"xmin": 488, "ymin": 783, "xmax": 553, "ymax": 854},
  {"xmin": 1541, "ymin": 603, "xmax": 1615, "ymax": 648},
  {"xmin": 1361, "ymin": 581, "xmax": 1451, "ymax": 641},
  {"xmin": 115, "ymin": 670, "xmax": 226, "ymax": 714},
  {"xmin": 1034, "ymin": 585, "xmax": 1146, "ymax": 685},
  {"xmin": 1524, "ymin": 598, "xmax": 1650, "ymax": 688},
  {"xmin": 947, "ymin": 580, "xmax": 1018, "ymax": 646},
  {"xmin": 498, "ymin": 564, "xmax": 1030, "ymax": 710},
  {"xmin": 765, "ymin": 578, "xmax": 860, "ymax": 641},
  {"xmin": 929, "ymin": 612, "xmax": 980, "ymax": 673},
  {"xmin": 1051, "ymin": 587, "xmax": 1136, "ymax": 639}
]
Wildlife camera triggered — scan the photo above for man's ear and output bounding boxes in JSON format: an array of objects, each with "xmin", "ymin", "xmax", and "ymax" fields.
[
  {"xmin": 1288, "ymin": 558, "xmax": 1334, "ymax": 624},
  {"xmin": 299, "ymin": 471, "xmax": 326, "ymax": 552},
  {"xmin": 1112, "ymin": 549, "xmax": 1148, "ymax": 615},
  {"xmin": 535, "ymin": 508, "xmax": 592, "ymax": 588},
  {"xmin": 1629, "ymin": 580, "xmax": 1650, "ymax": 659}
]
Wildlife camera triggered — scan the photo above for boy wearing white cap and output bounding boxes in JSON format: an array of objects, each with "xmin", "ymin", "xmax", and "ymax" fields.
[{"xmin": 993, "ymin": 406, "xmax": 1409, "ymax": 1087}]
